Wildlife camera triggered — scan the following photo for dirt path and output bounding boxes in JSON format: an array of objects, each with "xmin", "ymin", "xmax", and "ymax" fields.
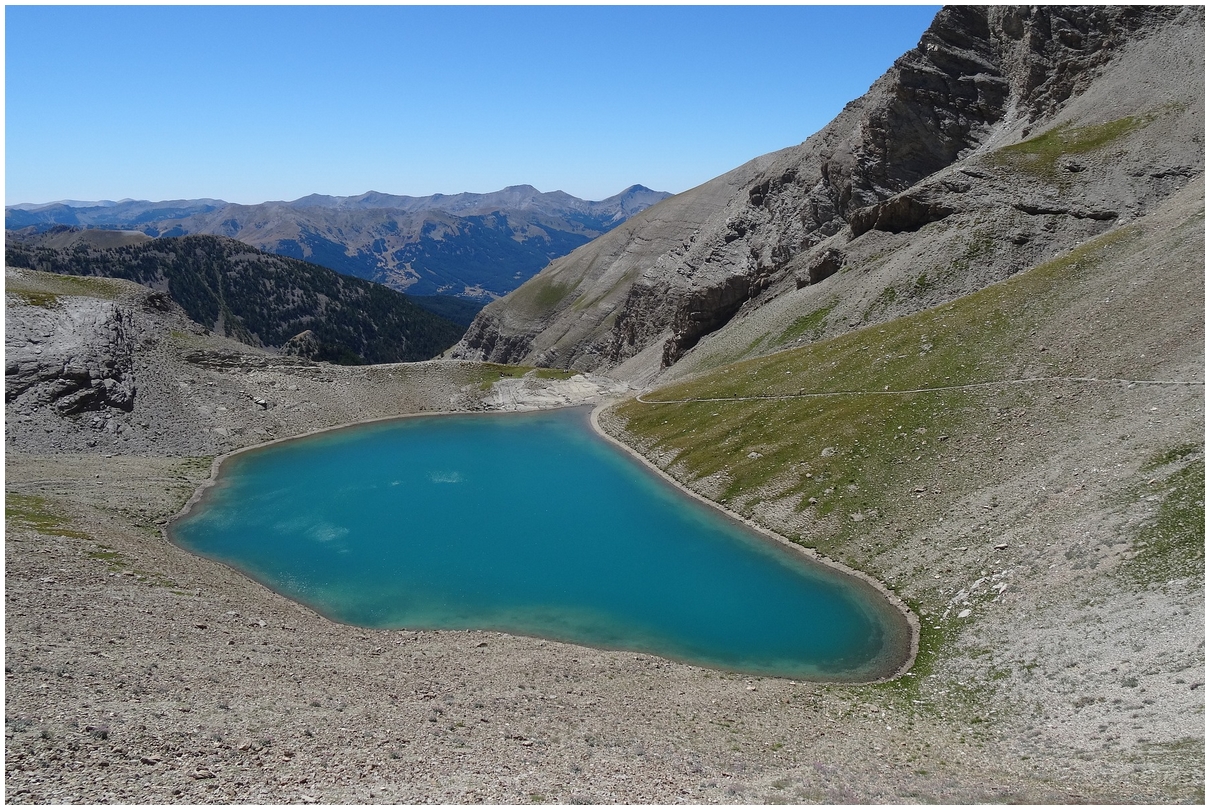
[{"xmin": 635, "ymin": 375, "xmax": 1204, "ymax": 404}]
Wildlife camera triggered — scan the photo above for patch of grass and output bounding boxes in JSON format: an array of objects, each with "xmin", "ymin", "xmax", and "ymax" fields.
[
  {"xmin": 5, "ymin": 493, "xmax": 91, "ymax": 540},
  {"xmin": 1122, "ymin": 450, "xmax": 1205, "ymax": 586},
  {"xmin": 992, "ymin": 115, "xmax": 1152, "ymax": 178},
  {"xmin": 862, "ymin": 285, "xmax": 899, "ymax": 322},
  {"xmin": 87, "ymin": 545, "xmax": 124, "ymax": 564},
  {"xmin": 530, "ymin": 368, "xmax": 577, "ymax": 381},
  {"xmin": 87, "ymin": 544, "xmax": 129, "ymax": 572},
  {"xmin": 9, "ymin": 290, "xmax": 62, "ymax": 308},
  {"xmin": 50, "ymin": 274, "xmax": 125, "ymax": 298},
  {"xmin": 777, "ymin": 301, "xmax": 835, "ymax": 345},
  {"xmin": 90, "ymin": 543, "xmax": 177, "ymax": 587},
  {"xmin": 472, "ymin": 362, "xmax": 535, "ymax": 390},
  {"xmin": 943, "ymin": 229, "xmax": 996, "ymax": 284},
  {"xmin": 1145, "ymin": 442, "xmax": 1201, "ymax": 470},
  {"xmin": 7, "ymin": 272, "xmax": 127, "ymax": 308},
  {"xmin": 468, "ymin": 362, "xmax": 576, "ymax": 390},
  {"xmin": 517, "ymin": 276, "xmax": 574, "ymax": 313}
]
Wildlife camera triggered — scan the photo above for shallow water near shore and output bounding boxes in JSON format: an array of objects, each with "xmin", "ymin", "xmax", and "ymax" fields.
[{"xmin": 171, "ymin": 407, "xmax": 910, "ymax": 680}]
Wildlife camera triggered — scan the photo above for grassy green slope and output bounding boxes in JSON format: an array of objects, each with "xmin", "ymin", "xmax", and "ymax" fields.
[{"xmin": 609, "ymin": 182, "xmax": 1204, "ymax": 685}]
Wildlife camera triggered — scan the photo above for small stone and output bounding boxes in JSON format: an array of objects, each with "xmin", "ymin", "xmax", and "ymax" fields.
[{"xmin": 957, "ymin": 609, "xmax": 972, "ymax": 619}]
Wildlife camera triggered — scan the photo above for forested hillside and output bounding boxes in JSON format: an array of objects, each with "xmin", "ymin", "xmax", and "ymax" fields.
[{"xmin": 5, "ymin": 232, "xmax": 464, "ymax": 364}]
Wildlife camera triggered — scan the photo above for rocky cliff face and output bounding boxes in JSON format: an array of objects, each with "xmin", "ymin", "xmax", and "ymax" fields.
[
  {"xmin": 5, "ymin": 294, "xmax": 139, "ymax": 416},
  {"xmin": 4, "ymin": 272, "xmax": 176, "ymax": 427},
  {"xmin": 451, "ymin": 5, "xmax": 1203, "ymax": 382}
]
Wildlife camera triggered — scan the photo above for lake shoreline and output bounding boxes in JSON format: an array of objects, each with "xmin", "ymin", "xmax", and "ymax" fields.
[
  {"xmin": 167, "ymin": 399, "xmax": 914, "ymax": 684},
  {"xmin": 589, "ymin": 401, "xmax": 920, "ymax": 683}
]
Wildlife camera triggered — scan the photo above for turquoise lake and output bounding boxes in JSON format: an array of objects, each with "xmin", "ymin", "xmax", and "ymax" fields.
[{"xmin": 170, "ymin": 407, "xmax": 911, "ymax": 681}]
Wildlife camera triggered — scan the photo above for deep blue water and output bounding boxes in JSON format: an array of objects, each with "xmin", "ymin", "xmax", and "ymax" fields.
[{"xmin": 171, "ymin": 407, "xmax": 910, "ymax": 680}]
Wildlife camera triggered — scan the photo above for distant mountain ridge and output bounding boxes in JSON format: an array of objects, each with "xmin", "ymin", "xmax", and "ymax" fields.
[{"xmin": 5, "ymin": 185, "xmax": 671, "ymax": 303}]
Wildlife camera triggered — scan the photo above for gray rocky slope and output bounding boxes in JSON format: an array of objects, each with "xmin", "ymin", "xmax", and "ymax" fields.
[{"xmin": 451, "ymin": 6, "xmax": 1204, "ymax": 385}]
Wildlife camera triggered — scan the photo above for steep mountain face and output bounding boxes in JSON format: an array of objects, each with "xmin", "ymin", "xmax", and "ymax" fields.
[
  {"xmin": 5, "ymin": 185, "xmax": 670, "ymax": 303},
  {"xmin": 450, "ymin": 6, "xmax": 1203, "ymax": 383},
  {"xmin": 5, "ymin": 233, "xmax": 464, "ymax": 365}
]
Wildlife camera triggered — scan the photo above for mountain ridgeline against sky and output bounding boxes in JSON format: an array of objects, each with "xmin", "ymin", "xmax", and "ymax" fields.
[
  {"xmin": 4, "ymin": 231, "xmax": 465, "ymax": 365},
  {"xmin": 450, "ymin": 6, "xmax": 1204, "ymax": 384},
  {"xmin": 5, "ymin": 185, "xmax": 671, "ymax": 304}
]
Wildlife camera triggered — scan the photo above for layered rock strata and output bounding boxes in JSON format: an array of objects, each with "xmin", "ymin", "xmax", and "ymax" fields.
[{"xmin": 451, "ymin": 6, "xmax": 1202, "ymax": 381}]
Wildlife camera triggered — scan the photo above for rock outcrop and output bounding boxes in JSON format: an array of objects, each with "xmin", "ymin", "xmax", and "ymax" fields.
[
  {"xmin": 5, "ymin": 284, "xmax": 138, "ymax": 416},
  {"xmin": 450, "ymin": 6, "xmax": 1203, "ymax": 382}
]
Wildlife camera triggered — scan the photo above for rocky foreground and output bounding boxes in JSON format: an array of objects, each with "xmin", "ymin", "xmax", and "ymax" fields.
[{"xmin": 4, "ymin": 264, "xmax": 1203, "ymax": 803}]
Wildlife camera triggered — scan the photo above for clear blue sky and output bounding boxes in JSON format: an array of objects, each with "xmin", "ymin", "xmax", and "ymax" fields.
[{"xmin": 6, "ymin": 5, "xmax": 941, "ymax": 205}]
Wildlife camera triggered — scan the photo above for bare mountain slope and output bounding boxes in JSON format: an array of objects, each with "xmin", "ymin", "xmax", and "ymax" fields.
[
  {"xmin": 603, "ymin": 178, "xmax": 1204, "ymax": 796},
  {"xmin": 451, "ymin": 6, "xmax": 1203, "ymax": 385}
]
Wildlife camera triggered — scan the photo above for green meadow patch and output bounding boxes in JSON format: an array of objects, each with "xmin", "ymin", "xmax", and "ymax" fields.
[
  {"xmin": 1122, "ymin": 448, "xmax": 1205, "ymax": 586},
  {"xmin": 991, "ymin": 114, "xmax": 1153, "ymax": 179},
  {"xmin": 5, "ymin": 493, "xmax": 91, "ymax": 540},
  {"xmin": 472, "ymin": 363, "xmax": 577, "ymax": 390}
]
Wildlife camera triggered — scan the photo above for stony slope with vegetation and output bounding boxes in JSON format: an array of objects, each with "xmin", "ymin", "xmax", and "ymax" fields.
[
  {"xmin": 602, "ymin": 180, "xmax": 1203, "ymax": 782},
  {"xmin": 5, "ymin": 232, "xmax": 464, "ymax": 365},
  {"xmin": 452, "ymin": 6, "xmax": 1203, "ymax": 386},
  {"xmin": 5, "ymin": 184, "xmax": 670, "ymax": 303}
]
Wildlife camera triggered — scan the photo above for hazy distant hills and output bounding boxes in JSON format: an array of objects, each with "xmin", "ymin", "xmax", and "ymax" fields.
[
  {"xmin": 5, "ymin": 230, "xmax": 465, "ymax": 364},
  {"xmin": 5, "ymin": 185, "xmax": 670, "ymax": 304}
]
